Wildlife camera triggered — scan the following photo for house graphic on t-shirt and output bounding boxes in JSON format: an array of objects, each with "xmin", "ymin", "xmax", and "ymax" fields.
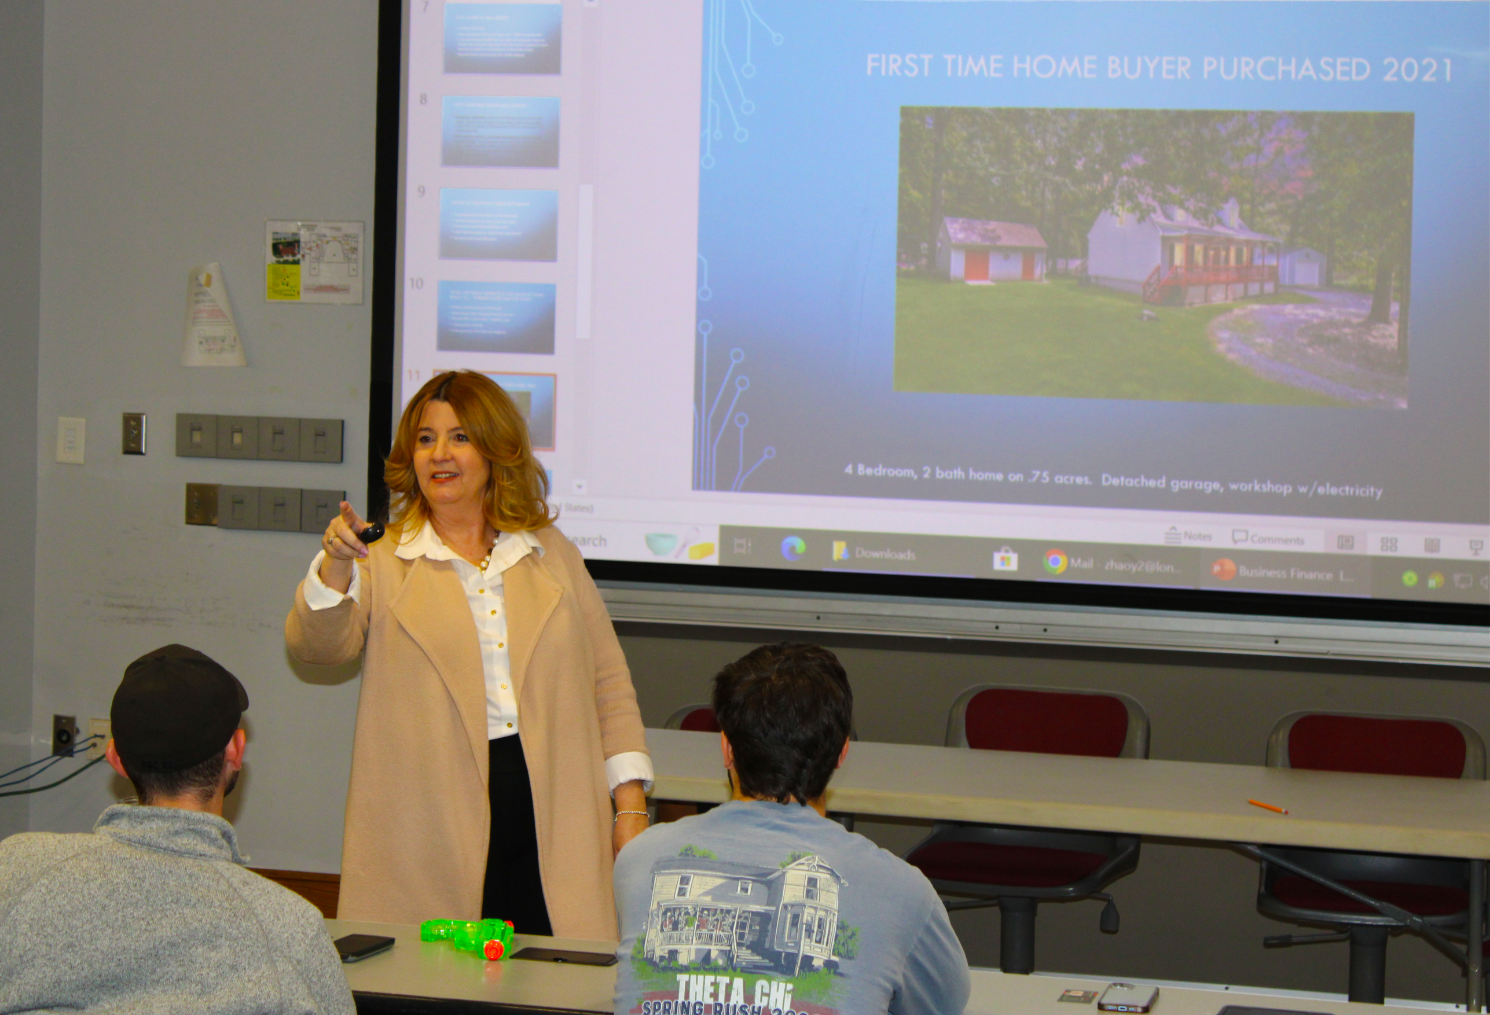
[{"xmin": 643, "ymin": 852, "xmax": 844, "ymax": 975}]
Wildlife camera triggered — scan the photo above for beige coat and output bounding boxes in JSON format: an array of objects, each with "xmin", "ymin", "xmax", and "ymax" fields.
[{"xmin": 285, "ymin": 526, "xmax": 646, "ymax": 940}]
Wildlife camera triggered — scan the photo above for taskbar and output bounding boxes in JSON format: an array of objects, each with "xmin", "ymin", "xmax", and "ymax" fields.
[{"xmin": 717, "ymin": 526, "xmax": 1490, "ymax": 607}]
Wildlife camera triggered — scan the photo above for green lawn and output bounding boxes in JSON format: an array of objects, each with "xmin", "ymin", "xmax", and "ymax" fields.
[{"xmin": 894, "ymin": 276, "xmax": 1338, "ymax": 405}]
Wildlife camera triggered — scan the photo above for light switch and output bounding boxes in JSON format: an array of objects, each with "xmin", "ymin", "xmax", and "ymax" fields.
[
  {"xmin": 298, "ymin": 419, "xmax": 344, "ymax": 463},
  {"xmin": 257, "ymin": 417, "xmax": 300, "ymax": 462},
  {"xmin": 218, "ymin": 485, "xmax": 259, "ymax": 529},
  {"xmin": 216, "ymin": 416, "xmax": 259, "ymax": 460},
  {"xmin": 176, "ymin": 414, "xmax": 218, "ymax": 457},
  {"xmin": 56, "ymin": 417, "xmax": 86, "ymax": 465},
  {"xmin": 258, "ymin": 487, "xmax": 302, "ymax": 532},
  {"xmin": 185, "ymin": 483, "xmax": 219, "ymax": 525},
  {"xmin": 300, "ymin": 489, "xmax": 346, "ymax": 533},
  {"xmin": 122, "ymin": 413, "xmax": 146, "ymax": 455}
]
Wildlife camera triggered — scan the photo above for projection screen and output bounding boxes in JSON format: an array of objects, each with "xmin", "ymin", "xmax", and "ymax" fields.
[{"xmin": 378, "ymin": 0, "xmax": 1490, "ymax": 662}]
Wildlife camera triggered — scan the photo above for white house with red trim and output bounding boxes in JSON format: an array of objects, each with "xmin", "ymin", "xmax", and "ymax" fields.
[
  {"xmin": 936, "ymin": 217, "xmax": 1047, "ymax": 283},
  {"xmin": 1087, "ymin": 198, "xmax": 1281, "ymax": 305}
]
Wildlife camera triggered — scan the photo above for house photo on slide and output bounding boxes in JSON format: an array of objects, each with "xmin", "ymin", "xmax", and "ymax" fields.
[{"xmin": 894, "ymin": 107, "xmax": 1414, "ymax": 408}]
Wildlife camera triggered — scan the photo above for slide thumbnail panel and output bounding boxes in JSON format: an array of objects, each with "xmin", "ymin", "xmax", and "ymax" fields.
[
  {"xmin": 438, "ymin": 281, "xmax": 556, "ymax": 354},
  {"xmin": 443, "ymin": 3, "xmax": 561, "ymax": 75},
  {"xmin": 442, "ymin": 96, "xmax": 560, "ymax": 168},
  {"xmin": 439, "ymin": 188, "xmax": 558, "ymax": 261}
]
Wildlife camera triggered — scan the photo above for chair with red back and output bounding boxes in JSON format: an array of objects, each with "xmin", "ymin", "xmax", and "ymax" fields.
[
  {"xmin": 664, "ymin": 703, "xmax": 722, "ymax": 733},
  {"xmin": 1257, "ymin": 711, "xmax": 1485, "ymax": 1004},
  {"xmin": 904, "ymin": 685, "xmax": 1149, "ymax": 974}
]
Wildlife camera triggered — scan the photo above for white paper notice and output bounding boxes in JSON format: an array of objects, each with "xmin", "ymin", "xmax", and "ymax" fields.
[
  {"xmin": 183, "ymin": 263, "xmax": 246, "ymax": 367},
  {"xmin": 265, "ymin": 220, "xmax": 364, "ymax": 304}
]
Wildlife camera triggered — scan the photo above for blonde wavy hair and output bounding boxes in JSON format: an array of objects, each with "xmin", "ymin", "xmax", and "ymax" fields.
[{"xmin": 385, "ymin": 371, "xmax": 556, "ymax": 535}]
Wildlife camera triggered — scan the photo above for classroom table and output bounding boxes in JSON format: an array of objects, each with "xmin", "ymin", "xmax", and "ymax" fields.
[
  {"xmin": 645, "ymin": 728, "xmax": 1490, "ymax": 1008},
  {"xmin": 328, "ymin": 918, "xmax": 1457, "ymax": 1015}
]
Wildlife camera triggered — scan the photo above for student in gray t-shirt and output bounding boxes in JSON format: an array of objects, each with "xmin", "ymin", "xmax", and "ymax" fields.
[
  {"xmin": 613, "ymin": 644, "xmax": 969, "ymax": 1015},
  {"xmin": 0, "ymin": 644, "xmax": 353, "ymax": 1015}
]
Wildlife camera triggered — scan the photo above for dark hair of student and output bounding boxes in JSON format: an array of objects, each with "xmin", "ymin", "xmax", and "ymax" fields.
[
  {"xmin": 127, "ymin": 749, "xmax": 228, "ymax": 806},
  {"xmin": 711, "ymin": 643, "xmax": 853, "ymax": 806}
]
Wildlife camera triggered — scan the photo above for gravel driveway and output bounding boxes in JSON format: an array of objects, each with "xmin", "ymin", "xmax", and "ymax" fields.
[{"xmin": 1209, "ymin": 288, "xmax": 1408, "ymax": 408}]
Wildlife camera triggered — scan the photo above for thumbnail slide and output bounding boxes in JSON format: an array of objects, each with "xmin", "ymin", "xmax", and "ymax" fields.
[
  {"xmin": 485, "ymin": 372, "xmax": 555, "ymax": 449},
  {"xmin": 895, "ymin": 108, "xmax": 1412, "ymax": 409},
  {"xmin": 439, "ymin": 188, "xmax": 558, "ymax": 261},
  {"xmin": 442, "ymin": 96, "xmax": 560, "ymax": 168},
  {"xmin": 443, "ymin": 3, "xmax": 561, "ymax": 75},
  {"xmin": 438, "ymin": 281, "xmax": 556, "ymax": 354},
  {"xmin": 688, "ymin": 0, "xmax": 1487, "ymax": 526}
]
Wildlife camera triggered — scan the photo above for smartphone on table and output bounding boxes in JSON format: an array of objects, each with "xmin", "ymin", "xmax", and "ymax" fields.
[{"xmin": 334, "ymin": 934, "xmax": 395, "ymax": 963}]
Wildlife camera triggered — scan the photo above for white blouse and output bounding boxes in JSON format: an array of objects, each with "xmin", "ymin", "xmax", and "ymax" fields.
[{"xmin": 303, "ymin": 521, "xmax": 653, "ymax": 793}]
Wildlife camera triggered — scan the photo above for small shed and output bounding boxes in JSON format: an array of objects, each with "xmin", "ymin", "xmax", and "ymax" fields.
[
  {"xmin": 937, "ymin": 217, "xmax": 1047, "ymax": 283},
  {"xmin": 1279, "ymin": 247, "xmax": 1327, "ymax": 288}
]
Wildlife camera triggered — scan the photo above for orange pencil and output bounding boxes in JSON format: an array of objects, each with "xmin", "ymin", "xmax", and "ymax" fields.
[{"xmin": 1248, "ymin": 798, "xmax": 1288, "ymax": 815}]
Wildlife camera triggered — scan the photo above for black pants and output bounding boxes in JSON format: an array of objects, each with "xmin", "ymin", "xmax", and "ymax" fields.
[{"xmin": 482, "ymin": 734, "xmax": 552, "ymax": 935}]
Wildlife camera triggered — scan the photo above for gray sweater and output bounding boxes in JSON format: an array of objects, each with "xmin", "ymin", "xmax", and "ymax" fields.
[{"xmin": 0, "ymin": 805, "xmax": 354, "ymax": 1015}]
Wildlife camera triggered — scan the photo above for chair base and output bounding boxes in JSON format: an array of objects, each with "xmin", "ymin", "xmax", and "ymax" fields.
[
  {"xmin": 1348, "ymin": 925, "xmax": 1389, "ymax": 1005},
  {"xmin": 1001, "ymin": 896, "xmax": 1037, "ymax": 974}
]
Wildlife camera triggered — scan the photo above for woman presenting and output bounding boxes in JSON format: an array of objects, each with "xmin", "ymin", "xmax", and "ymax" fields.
[{"xmin": 286, "ymin": 370, "xmax": 651, "ymax": 940}]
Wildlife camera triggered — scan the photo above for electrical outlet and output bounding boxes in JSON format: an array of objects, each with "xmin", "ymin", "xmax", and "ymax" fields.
[
  {"xmin": 185, "ymin": 483, "xmax": 219, "ymax": 525},
  {"xmin": 52, "ymin": 714, "xmax": 78, "ymax": 757},
  {"xmin": 122, "ymin": 413, "xmax": 147, "ymax": 455},
  {"xmin": 88, "ymin": 719, "xmax": 111, "ymax": 759}
]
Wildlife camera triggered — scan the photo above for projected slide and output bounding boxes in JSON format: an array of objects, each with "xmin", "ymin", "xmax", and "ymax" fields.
[
  {"xmin": 437, "ymin": 281, "xmax": 556, "ymax": 353},
  {"xmin": 484, "ymin": 372, "xmax": 556, "ymax": 449},
  {"xmin": 442, "ymin": 96, "xmax": 561, "ymax": 168},
  {"xmin": 443, "ymin": 3, "xmax": 561, "ymax": 75},
  {"xmin": 689, "ymin": 2, "xmax": 1483, "ymax": 531},
  {"xmin": 439, "ymin": 188, "xmax": 558, "ymax": 261},
  {"xmin": 397, "ymin": 0, "xmax": 1489, "ymax": 607}
]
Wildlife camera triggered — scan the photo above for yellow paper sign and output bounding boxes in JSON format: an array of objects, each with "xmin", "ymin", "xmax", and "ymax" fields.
[{"xmin": 267, "ymin": 263, "xmax": 301, "ymax": 301}]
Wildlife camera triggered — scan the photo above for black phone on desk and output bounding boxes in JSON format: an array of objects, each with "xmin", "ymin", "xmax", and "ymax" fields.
[
  {"xmin": 513, "ymin": 946, "xmax": 618, "ymax": 966},
  {"xmin": 334, "ymin": 933, "xmax": 395, "ymax": 963}
]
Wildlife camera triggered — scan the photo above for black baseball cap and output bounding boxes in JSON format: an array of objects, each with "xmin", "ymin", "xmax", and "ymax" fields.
[{"xmin": 111, "ymin": 645, "xmax": 249, "ymax": 773}]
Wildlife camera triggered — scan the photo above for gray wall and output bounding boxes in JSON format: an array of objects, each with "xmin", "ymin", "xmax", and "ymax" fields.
[
  {"xmin": 27, "ymin": 0, "xmax": 376, "ymax": 867},
  {"xmin": 619, "ymin": 623, "xmax": 1490, "ymax": 1004},
  {"xmin": 13, "ymin": 1, "xmax": 1488, "ymax": 1006},
  {"xmin": 0, "ymin": 0, "xmax": 44, "ymax": 840}
]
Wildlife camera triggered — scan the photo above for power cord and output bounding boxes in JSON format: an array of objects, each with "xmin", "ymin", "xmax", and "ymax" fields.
[
  {"xmin": 0, "ymin": 735, "xmax": 104, "ymax": 790},
  {"xmin": 0, "ymin": 757, "xmax": 106, "ymax": 798}
]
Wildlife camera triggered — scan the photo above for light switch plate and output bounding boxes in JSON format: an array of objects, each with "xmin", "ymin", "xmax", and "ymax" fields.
[
  {"xmin": 217, "ymin": 416, "xmax": 259, "ymax": 460},
  {"xmin": 298, "ymin": 418, "xmax": 344, "ymax": 463},
  {"xmin": 218, "ymin": 485, "xmax": 260, "ymax": 529},
  {"xmin": 56, "ymin": 417, "xmax": 86, "ymax": 465},
  {"xmin": 258, "ymin": 487, "xmax": 302, "ymax": 532},
  {"xmin": 300, "ymin": 489, "xmax": 346, "ymax": 533},
  {"xmin": 176, "ymin": 414, "xmax": 218, "ymax": 457},
  {"xmin": 185, "ymin": 483, "xmax": 219, "ymax": 525},
  {"xmin": 257, "ymin": 417, "xmax": 301, "ymax": 461},
  {"xmin": 122, "ymin": 413, "xmax": 146, "ymax": 455}
]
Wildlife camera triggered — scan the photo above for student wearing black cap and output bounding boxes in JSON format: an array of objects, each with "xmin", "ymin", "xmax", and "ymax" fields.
[{"xmin": 0, "ymin": 645, "xmax": 353, "ymax": 1015}]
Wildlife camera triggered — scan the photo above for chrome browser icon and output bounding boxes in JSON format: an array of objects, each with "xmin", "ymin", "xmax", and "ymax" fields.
[{"xmin": 780, "ymin": 536, "xmax": 807, "ymax": 561}]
